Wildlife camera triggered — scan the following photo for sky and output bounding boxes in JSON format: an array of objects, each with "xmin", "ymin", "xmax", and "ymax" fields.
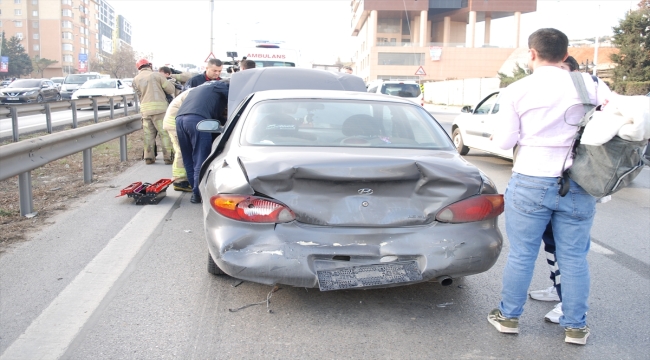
[{"xmin": 108, "ymin": 0, "xmax": 640, "ymax": 67}]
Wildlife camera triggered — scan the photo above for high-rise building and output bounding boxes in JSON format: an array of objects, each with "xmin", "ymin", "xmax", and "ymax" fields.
[
  {"xmin": 350, "ymin": 0, "xmax": 536, "ymax": 82},
  {"xmin": 0, "ymin": 0, "xmax": 131, "ymax": 77}
]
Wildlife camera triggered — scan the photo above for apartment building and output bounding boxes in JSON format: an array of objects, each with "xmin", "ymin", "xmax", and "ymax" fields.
[
  {"xmin": 0, "ymin": 0, "xmax": 131, "ymax": 77},
  {"xmin": 351, "ymin": 0, "xmax": 537, "ymax": 83}
]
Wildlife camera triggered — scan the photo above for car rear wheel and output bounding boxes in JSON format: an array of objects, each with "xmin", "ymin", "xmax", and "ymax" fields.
[
  {"xmin": 208, "ymin": 253, "xmax": 225, "ymax": 275},
  {"xmin": 36, "ymin": 95, "xmax": 44, "ymax": 103},
  {"xmin": 452, "ymin": 128, "xmax": 469, "ymax": 155},
  {"xmin": 56, "ymin": 94, "xmax": 62, "ymax": 101}
]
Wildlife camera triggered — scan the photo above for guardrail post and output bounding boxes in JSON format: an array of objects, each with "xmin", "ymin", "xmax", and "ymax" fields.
[
  {"xmin": 92, "ymin": 98, "xmax": 99, "ymax": 123},
  {"xmin": 71, "ymin": 101, "xmax": 78, "ymax": 128},
  {"xmin": 18, "ymin": 171, "xmax": 33, "ymax": 216},
  {"xmin": 122, "ymin": 96, "xmax": 128, "ymax": 117},
  {"xmin": 45, "ymin": 103, "xmax": 52, "ymax": 134},
  {"xmin": 11, "ymin": 106, "xmax": 19, "ymax": 142},
  {"xmin": 120, "ymin": 135, "xmax": 127, "ymax": 162},
  {"xmin": 109, "ymin": 97, "xmax": 115, "ymax": 119},
  {"xmin": 83, "ymin": 148, "xmax": 93, "ymax": 184},
  {"xmin": 135, "ymin": 93, "xmax": 139, "ymax": 113}
]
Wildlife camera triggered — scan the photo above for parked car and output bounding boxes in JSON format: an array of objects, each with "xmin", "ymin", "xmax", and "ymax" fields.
[
  {"xmin": 50, "ymin": 77, "xmax": 65, "ymax": 89},
  {"xmin": 451, "ymin": 91, "xmax": 516, "ymax": 160},
  {"xmin": 196, "ymin": 68, "xmax": 504, "ymax": 291},
  {"xmin": 59, "ymin": 72, "xmax": 102, "ymax": 100},
  {"xmin": 0, "ymin": 78, "xmax": 61, "ymax": 104},
  {"xmin": 0, "ymin": 79, "xmax": 11, "ymax": 88},
  {"xmin": 366, "ymin": 79, "xmax": 424, "ymax": 106},
  {"xmin": 71, "ymin": 78, "xmax": 133, "ymax": 108},
  {"xmin": 121, "ymin": 78, "xmax": 133, "ymax": 87}
]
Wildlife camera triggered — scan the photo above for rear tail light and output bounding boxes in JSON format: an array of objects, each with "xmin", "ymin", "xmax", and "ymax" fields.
[
  {"xmin": 435, "ymin": 195, "xmax": 504, "ymax": 223},
  {"xmin": 210, "ymin": 195, "xmax": 295, "ymax": 223}
]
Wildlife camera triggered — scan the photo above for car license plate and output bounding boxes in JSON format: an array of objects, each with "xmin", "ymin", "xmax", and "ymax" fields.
[
  {"xmin": 7, "ymin": 97, "xmax": 18, "ymax": 100},
  {"xmin": 316, "ymin": 260, "xmax": 422, "ymax": 291}
]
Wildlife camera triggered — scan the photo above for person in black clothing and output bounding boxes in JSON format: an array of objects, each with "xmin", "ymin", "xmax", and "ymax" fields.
[
  {"xmin": 175, "ymin": 80, "xmax": 229, "ymax": 203},
  {"xmin": 185, "ymin": 59, "xmax": 223, "ymax": 89}
]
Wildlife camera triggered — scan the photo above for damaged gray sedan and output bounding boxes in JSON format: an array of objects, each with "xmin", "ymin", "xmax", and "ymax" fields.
[{"xmin": 197, "ymin": 68, "xmax": 503, "ymax": 291}]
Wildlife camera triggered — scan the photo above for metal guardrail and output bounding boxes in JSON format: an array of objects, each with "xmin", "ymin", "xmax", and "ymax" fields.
[
  {"xmin": 0, "ymin": 94, "xmax": 139, "ymax": 142},
  {"xmin": 0, "ymin": 113, "xmax": 143, "ymax": 216}
]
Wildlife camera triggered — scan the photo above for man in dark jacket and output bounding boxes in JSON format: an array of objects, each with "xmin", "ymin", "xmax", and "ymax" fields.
[
  {"xmin": 185, "ymin": 59, "xmax": 223, "ymax": 89},
  {"xmin": 175, "ymin": 80, "xmax": 229, "ymax": 203}
]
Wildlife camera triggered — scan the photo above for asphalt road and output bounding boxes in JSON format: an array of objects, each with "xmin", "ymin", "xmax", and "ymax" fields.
[
  {"xmin": 0, "ymin": 103, "xmax": 137, "ymax": 140},
  {"xmin": 0, "ymin": 111, "xmax": 648, "ymax": 359}
]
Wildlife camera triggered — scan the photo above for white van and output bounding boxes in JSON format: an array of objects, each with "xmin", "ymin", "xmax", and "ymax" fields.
[{"xmin": 60, "ymin": 72, "xmax": 102, "ymax": 100}]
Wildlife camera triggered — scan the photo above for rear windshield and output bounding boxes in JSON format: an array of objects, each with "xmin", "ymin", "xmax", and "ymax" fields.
[
  {"xmin": 81, "ymin": 80, "xmax": 117, "ymax": 89},
  {"xmin": 8, "ymin": 79, "xmax": 41, "ymax": 88},
  {"xmin": 51, "ymin": 78, "xmax": 64, "ymax": 84},
  {"xmin": 380, "ymin": 83, "xmax": 421, "ymax": 98},
  {"xmin": 65, "ymin": 74, "xmax": 100, "ymax": 84},
  {"xmin": 240, "ymin": 99, "xmax": 452, "ymax": 149}
]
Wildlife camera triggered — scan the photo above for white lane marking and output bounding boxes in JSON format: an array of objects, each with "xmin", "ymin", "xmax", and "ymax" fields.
[
  {"xmin": 590, "ymin": 242, "xmax": 615, "ymax": 255},
  {"xmin": 0, "ymin": 192, "xmax": 179, "ymax": 360}
]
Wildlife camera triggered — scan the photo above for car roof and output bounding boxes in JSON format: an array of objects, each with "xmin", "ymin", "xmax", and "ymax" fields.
[
  {"xmin": 249, "ymin": 89, "xmax": 419, "ymax": 105},
  {"xmin": 227, "ymin": 67, "xmax": 366, "ymax": 118}
]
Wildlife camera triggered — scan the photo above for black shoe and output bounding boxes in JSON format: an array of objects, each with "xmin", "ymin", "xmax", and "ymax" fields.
[
  {"xmin": 173, "ymin": 181, "xmax": 193, "ymax": 192},
  {"xmin": 190, "ymin": 194, "xmax": 202, "ymax": 204}
]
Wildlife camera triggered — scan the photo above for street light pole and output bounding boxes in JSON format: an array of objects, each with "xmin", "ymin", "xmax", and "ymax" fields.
[{"xmin": 210, "ymin": 0, "xmax": 214, "ymax": 54}]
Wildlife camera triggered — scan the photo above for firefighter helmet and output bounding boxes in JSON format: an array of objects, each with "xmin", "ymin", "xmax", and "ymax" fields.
[{"xmin": 136, "ymin": 58, "xmax": 151, "ymax": 70}]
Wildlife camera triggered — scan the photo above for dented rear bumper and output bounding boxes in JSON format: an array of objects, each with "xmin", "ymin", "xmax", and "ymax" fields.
[{"xmin": 204, "ymin": 212, "xmax": 502, "ymax": 289}]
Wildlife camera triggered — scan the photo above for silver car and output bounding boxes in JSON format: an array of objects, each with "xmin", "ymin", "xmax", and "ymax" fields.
[{"xmin": 197, "ymin": 68, "xmax": 503, "ymax": 291}]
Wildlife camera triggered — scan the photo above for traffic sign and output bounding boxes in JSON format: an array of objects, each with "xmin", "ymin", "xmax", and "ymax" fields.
[
  {"xmin": 415, "ymin": 66, "xmax": 426, "ymax": 76},
  {"xmin": 204, "ymin": 52, "xmax": 216, "ymax": 62}
]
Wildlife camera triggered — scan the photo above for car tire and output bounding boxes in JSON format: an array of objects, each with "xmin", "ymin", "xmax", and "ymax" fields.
[
  {"xmin": 208, "ymin": 253, "xmax": 226, "ymax": 275},
  {"xmin": 114, "ymin": 102, "xmax": 121, "ymax": 109},
  {"xmin": 452, "ymin": 128, "xmax": 469, "ymax": 155},
  {"xmin": 56, "ymin": 94, "xmax": 62, "ymax": 101},
  {"xmin": 36, "ymin": 95, "xmax": 44, "ymax": 103}
]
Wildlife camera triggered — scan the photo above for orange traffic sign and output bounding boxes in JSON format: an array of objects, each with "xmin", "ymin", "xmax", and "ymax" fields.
[{"xmin": 415, "ymin": 66, "xmax": 426, "ymax": 76}]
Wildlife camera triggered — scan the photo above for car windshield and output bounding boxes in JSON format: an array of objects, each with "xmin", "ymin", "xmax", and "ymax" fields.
[
  {"xmin": 380, "ymin": 83, "xmax": 421, "ymax": 97},
  {"xmin": 81, "ymin": 80, "xmax": 116, "ymax": 89},
  {"xmin": 51, "ymin": 78, "xmax": 64, "ymax": 84},
  {"xmin": 241, "ymin": 99, "xmax": 452, "ymax": 149},
  {"xmin": 65, "ymin": 75, "xmax": 98, "ymax": 84},
  {"xmin": 8, "ymin": 80, "xmax": 41, "ymax": 88}
]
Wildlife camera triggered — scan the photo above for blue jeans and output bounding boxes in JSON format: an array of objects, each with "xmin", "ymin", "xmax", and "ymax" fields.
[
  {"xmin": 498, "ymin": 173, "xmax": 596, "ymax": 328},
  {"xmin": 176, "ymin": 114, "xmax": 213, "ymax": 197}
]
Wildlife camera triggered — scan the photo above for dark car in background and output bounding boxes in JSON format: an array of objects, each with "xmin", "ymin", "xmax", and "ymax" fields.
[
  {"xmin": 0, "ymin": 79, "xmax": 60, "ymax": 104},
  {"xmin": 196, "ymin": 68, "xmax": 504, "ymax": 291}
]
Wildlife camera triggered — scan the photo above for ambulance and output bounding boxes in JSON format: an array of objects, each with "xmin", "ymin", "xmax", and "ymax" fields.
[{"xmin": 239, "ymin": 40, "xmax": 300, "ymax": 68}]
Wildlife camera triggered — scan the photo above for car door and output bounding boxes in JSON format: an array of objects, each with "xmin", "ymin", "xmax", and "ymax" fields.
[
  {"xmin": 45, "ymin": 81, "xmax": 57, "ymax": 100},
  {"xmin": 479, "ymin": 93, "xmax": 513, "ymax": 159},
  {"xmin": 463, "ymin": 92, "xmax": 499, "ymax": 151}
]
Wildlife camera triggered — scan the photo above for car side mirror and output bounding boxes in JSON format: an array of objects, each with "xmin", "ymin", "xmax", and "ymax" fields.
[
  {"xmin": 461, "ymin": 105, "xmax": 472, "ymax": 113},
  {"xmin": 196, "ymin": 119, "xmax": 224, "ymax": 134}
]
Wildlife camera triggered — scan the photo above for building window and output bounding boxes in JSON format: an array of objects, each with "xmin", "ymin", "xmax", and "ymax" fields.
[
  {"xmin": 16, "ymin": 32, "xmax": 23, "ymax": 40},
  {"xmin": 32, "ymin": 0, "xmax": 38, "ymax": 4},
  {"xmin": 33, "ymin": 44, "xmax": 39, "ymax": 51},
  {"xmin": 32, "ymin": 21, "xmax": 38, "ymax": 28},
  {"xmin": 0, "ymin": 21, "xmax": 3, "ymax": 27},
  {"xmin": 15, "ymin": 9, "xmax": 22, "ymax": 15},
  {"xmin": 377, "ymin": 53, "xmax": 424, "ymax": 66},
  {"xmin": 62, "ymin": 43, "xmax": 73, "ymax": 51},
  {"xmin": 32, "ymin": 10, "xmax": 38, "ymax": 16},
  {"xmin": 63, "ymin": 54, "xmax": 73, "ymax": 62},
  {"xmin": 62, "ymin": 32, "xmax": 73, "ymax": 39},
  {"xmin": 62, "ymin": 0, "xmax": 71, "ymax": 5},
  {"xmin": 377, "ymin": 18, "xmax": 400, "ymax": 34},
  {"xmin": 33, "ymin": 33, "xmax": 38, "ymax": 39},
  {"xmin": 62, "ymin": 9, "xmax": 72, "ymax": 17},
  {"xmin": 15, "ymin": 21, "xmax": 22, "ymax": 27},
  {"xmin": 62, "ymin": 20, "xmax": 72, "ymax": 28},
  {"xmin": 14, "ymin": 0, "xmax": 21, "ymax": 3}
]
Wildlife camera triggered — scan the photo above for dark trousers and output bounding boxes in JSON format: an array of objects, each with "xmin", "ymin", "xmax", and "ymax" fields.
[
  {"xmin": 542, "ymin": 221, "xmax": 563, "ymax": 301},
  {"xmin": 176, "ymin": 114, "xmax": 212, "ymax": 197}
]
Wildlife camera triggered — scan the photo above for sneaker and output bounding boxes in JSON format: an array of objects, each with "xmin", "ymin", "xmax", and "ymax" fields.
[
  {"xmin": 544, "ymin": 302, "xmax": 563, "ymax": 324},
  {"xmin": 565, "ymin": 326, "xmax": 590, "ymax": 345},
  {"xmin": 487, "ymin": 308, "xmax": 519, "ymax": 334},
  {"xmin": 173, "ymin": 181, "xmax": 193, "ymax": 192},
  {"xmin": 164, "ymin": 159, "xmax": 173, "ymax": 165},
  {"xmin": 529, "ymin": 286, "xmax": 560, "ymax": 302},
  {"xmin": 145, "ymin": 158, "xmax": 155, "ymax": 165}
]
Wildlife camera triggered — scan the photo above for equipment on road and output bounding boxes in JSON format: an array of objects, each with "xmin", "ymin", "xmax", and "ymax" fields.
[{"xmin": 117, "ymin": 178, "xmax": 172, "ymax": 205}]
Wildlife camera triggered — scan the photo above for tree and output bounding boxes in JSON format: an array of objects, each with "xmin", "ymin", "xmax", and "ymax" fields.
[
  {"xmin": 94, "ymin": 45, "xmax": 139, "ymax": 78},
  {"xmin": 31, "ymin": 56, "xmax": 58, "ymax": 78},
  {"xmin": 1, "ymin": 34, "xmax": 33, "ymax": 78},
  {"xmin": 497, "ymin": 62, "xmax": 529, "ymax": 87},
  {"xmin": 610, "ymin": 3, "xmax": 650, "ymax": 83}
]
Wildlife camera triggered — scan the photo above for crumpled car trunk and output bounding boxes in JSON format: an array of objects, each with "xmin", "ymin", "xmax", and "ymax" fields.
[{"xmin": 238, "ymin": 148, "xmax": 482, "ymax": 227}]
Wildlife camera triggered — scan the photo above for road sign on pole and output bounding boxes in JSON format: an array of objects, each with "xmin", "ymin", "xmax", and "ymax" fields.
[
  {"xmin": 414, "ymin": 66, "xmax": 426, "ymax": 76},
  {"xmin": 204, "ymin": 52, "xmax": 216, "ymax": 62}
]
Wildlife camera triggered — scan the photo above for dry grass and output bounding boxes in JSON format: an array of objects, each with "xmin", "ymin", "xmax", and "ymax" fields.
[{"xmin": 0, "ymin": 129, "xmax": 148, "ymax": 252}]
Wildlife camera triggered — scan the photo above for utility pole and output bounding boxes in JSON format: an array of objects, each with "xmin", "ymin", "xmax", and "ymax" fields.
[{"xmin": 210, "ymin": 0, "xmax": 214, "ymax": 54}]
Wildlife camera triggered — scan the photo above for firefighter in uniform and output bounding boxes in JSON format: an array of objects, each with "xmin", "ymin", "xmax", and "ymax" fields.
[
  {"xmin": 132, "ymin": 59, "xmax": 175, "ymax": 164},
  {"xmin": 162, "ymin": 88, "xmax": 194, "ymax": 192},
  {"xmin": 159, "ymin": 66, "xmax": 191, "ymax": 97}
]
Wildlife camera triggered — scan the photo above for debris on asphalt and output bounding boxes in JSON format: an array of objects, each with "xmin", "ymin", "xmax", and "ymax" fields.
[
  {"xmin": 25, "ymin": 212, "xmax": 38, "ymax": 219},
  {"xmin": 231, "ymin": 280, "xmax": 244, "ymax": 287},
  {"xmin": 436, "ymin": 302, "xmax": 454, "ymax": 308},
  {"xmin": 228, "ymin": 285, "xmax": 281, "ymax": 313}
]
